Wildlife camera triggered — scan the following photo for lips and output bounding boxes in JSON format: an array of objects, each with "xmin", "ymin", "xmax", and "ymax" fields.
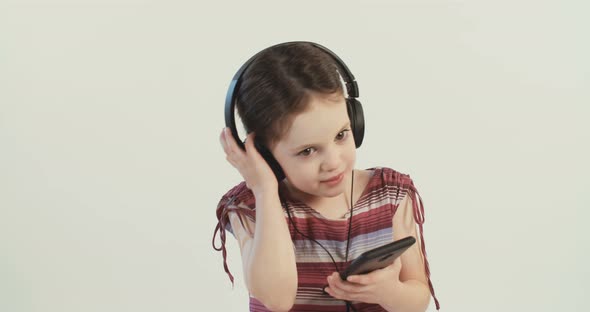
[{"xmin": 321, "ymin": 173, "xmax": 344, "ymax": 183}]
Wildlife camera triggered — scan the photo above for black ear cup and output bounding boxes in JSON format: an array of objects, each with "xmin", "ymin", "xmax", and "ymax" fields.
[
  {"xmin": 346, "ymin": 98, "xmax": 365, "ymax": 148},
  {"xmin": 254, "ymin": 138, "xmax": 286, "ymax": 181}
]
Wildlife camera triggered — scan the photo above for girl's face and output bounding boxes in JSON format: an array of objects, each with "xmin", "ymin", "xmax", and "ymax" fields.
[{"xmin": 271, "ymin": 92, "xmax": 357, "ymax": 202}]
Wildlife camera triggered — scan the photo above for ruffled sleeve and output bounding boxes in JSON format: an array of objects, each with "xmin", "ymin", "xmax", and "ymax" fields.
[
  {"xmin": 381, "ymin": 167, "xmax": 441, "ymax": 310},
  {"xmin": 211, "ymin": 182, "xmax": 256, "ymax": 285}
]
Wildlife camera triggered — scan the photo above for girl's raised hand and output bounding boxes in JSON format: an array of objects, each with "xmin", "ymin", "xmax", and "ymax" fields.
[{"xmin": 219, "ymin": 127, "xmax": 278, "ymax": 196}]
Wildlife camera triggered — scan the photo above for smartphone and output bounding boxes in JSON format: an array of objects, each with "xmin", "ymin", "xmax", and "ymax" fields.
[{"xmin": 340, "ymin": 236, "xmax": 416, "ymax": 280}]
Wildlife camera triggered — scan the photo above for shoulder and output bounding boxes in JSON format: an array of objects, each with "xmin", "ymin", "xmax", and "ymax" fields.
[
  {"xmin": 215, "ymin": 182, "xmax": 257, "ymax": 226},
  {"xmin": 368, "ymin": 166, "xmax": 418, "ymax": 198},
  {"xmin": 217, "ymin": 182, "xmax": 255, "ymax": 210},
  {"xmin": 212, "ymin": 182, "xmax": 258, "ymax": 284},
  {"xmin": 367, "ymin": 167, "xmax": 418, "ymax": 210},
  {"xmin": 377, "ymin": 166, "xmax": 415, "ymax": 186}
]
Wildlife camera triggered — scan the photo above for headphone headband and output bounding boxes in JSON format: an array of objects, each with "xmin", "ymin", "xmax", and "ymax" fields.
[{"xmin": 225, "ymin": 42, "xmax": 359, "ymax": 150}]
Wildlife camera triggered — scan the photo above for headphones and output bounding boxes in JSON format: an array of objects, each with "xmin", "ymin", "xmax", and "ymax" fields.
[{"xmin": 224, "ymin": 41, "xmax": 365, "ymax": 181}]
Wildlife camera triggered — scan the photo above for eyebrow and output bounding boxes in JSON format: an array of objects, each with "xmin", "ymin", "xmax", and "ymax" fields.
[{"xmin": 291, "ymin": 121, "xmax": 351, "ymax": 152}]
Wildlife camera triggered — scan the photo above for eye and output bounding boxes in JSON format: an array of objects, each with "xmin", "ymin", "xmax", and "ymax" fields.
[
  {"xmin": 298, "ymin": 147, "xmax": 315, "ymax": 157},
  {"xmin": 336, "ymin": 129, "xmax": 350, "ymax": 141}
]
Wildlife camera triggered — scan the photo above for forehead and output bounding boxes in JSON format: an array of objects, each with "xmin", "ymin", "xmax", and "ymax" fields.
[{"xmin": 279, "ymin": 93, "xmax": 349, "ymax": 146}]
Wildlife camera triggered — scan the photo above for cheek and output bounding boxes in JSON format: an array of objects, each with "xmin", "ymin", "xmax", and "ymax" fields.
[
  {"xmin": 344, "ymin": 144, "xmax": 357, "ymax": 163},
  {"xmin": 279, "ymin": 160, "xmax": 318, "ymax": 184},
  {"xmin": 285, "ymin": 162, "xmax": 315, "ymax": 179}
]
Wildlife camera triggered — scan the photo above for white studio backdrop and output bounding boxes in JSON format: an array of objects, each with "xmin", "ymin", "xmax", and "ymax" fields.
[{"xmin": 1, "ymin": 1, "xmax": 588, "ymax": 311}]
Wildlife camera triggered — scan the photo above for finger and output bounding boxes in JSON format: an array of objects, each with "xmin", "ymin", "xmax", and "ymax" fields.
[
  {"xmin": 243, "ymin": 132, "xmax": 257, "ymax": 155},
  {"xmin": 243, "ymin": 132, "xmax": 265, "ymax": 160},
  {"xmin": 224, "ymin": 128, "xmax": 245, "ymax": 158},
  {"xmin": 325, "ymin": 276, "xmax": 347, "ymax": 300},
  {"xmin": 220, "ymin": 129, "xmax": 237, "ymax": 158},
  {"xmin": 345, "ymin": 272, "xmax": 373, "ymax": 285},
  {"xmin": 225, "ymin": 154, "xmax": 238, "ymax": 167},
  {"xmin": 221, "ymin": 129, "xmax": 246, "ymax": 168},
  {"xmin": 325, "ymin": 283, "xmax": 360, "ymax": 302},
  {"xmin": 220, "ymin": 129, "xmax": 237, "ymax": 165},
  {"xmin": 219, "ymin": 128, "xmax": 228, "ymax": 152},
  {"xmin": 331, "ymin": 276, "xmax": 366, "ymax": 294},
  {"xmin": 328, "ymin": 273, "xmax": 364, "ymax": 295},
  {"xmin": 346, "ymin": 268, "xmax": 384, "ymax": 285},
  {"xmin": 324, "ymin": 286, "xmax": 345, "ymax": 300}
]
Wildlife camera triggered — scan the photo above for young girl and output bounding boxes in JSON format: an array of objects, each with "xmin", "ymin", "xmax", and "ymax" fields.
[{"xmin": 213, "ymin": 42, "xmax": 440, "ymax": 312}]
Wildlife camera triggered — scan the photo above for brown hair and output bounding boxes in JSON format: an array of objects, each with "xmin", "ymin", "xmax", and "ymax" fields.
[{"xmin": 236, "ymin": 42, "xmax": 344, "ymax": 147}]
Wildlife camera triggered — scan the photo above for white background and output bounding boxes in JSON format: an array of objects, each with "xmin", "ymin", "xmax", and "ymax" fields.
[{"xmin": 1, "ymin": 1, "xmax": 588, "ymax": 311}]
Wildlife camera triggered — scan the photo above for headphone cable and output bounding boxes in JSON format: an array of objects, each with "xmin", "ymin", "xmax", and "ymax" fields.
[
  {"xmin": 282, "ymin": 171, "xmax": 357, "ymax": 312},
  {"xmin": 345, "ymin": 171, "xmax": 354, "ymax": 312}
]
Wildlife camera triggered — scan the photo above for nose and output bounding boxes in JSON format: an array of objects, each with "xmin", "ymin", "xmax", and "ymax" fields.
[{"xmin": 320, "ymin": 147, "xmax": 340, "ymax": 172}]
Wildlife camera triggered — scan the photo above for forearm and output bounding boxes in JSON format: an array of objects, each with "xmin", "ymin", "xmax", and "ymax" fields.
[
  {"xmin": 380, "ymin": 280, "xmax": 431, "ymax": 312},
  {"xmin": 246, "ymin": 191, "xmax": 297, "ymax": 310}
]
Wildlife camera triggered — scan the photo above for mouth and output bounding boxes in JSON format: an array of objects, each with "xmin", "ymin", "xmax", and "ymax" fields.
[{"xmin": 321, "ymin": 172, "xmax": 344, "ymax": 183}]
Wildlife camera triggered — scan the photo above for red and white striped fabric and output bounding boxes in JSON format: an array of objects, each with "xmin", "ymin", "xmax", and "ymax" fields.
[{"xmin": 213, "ymin": 167, "xmax": 439, "ymax": 311}]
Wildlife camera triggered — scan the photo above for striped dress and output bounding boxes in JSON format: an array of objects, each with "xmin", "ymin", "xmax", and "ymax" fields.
[{"xmin": 213, "ymin": 167, "xmax": 439, "ymax": 311}]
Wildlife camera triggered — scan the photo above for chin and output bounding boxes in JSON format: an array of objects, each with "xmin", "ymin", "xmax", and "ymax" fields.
[
  {"xmin": 318, "ymin": 185, "xmax": 346, "ymax": 198},
  {"xmin": 287, "ymin": 177, "xmax": 347, "ymax": 199},
  {"xmin": 292, "ymin": 184, "xmax": 341, "ymax": 199}
]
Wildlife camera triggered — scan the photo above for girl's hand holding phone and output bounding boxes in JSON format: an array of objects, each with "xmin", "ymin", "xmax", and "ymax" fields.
[
  {"xmin": 324, "ymin": 258, "xmax": 403, "ymax": 306},
  {"xmin": 219, "ymin": 127, "xmax": 278, "ymax": 196}
]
